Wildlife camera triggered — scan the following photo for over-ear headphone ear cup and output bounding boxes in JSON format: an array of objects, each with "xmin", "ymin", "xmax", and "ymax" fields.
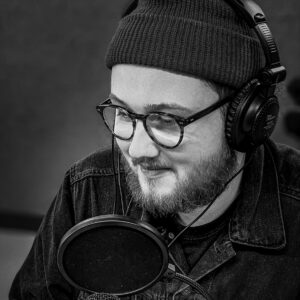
[
  {"xmin": 225, "ymin": 79, "xmax": 260, "ymax": 151},
  {"xmin": 225, "ymin": 78, "xmax": 279, "ymax": 152},
  {"xmin": 250, "ymin": 96, "xmax": 279, "ymax": 146}
]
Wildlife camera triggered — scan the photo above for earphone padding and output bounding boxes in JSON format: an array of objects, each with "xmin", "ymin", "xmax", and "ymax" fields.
[
  {"xmin": 249, "ymin": 96, "xmax": 279, "ymax": 146},
  {"xmin": 225, "ymin": 79, "xmax": 260, "ymax": 151}
]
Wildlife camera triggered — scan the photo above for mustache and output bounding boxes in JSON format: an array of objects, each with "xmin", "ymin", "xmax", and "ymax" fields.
[{"xmin": 131, "ymin": 157, "xmax": 171, "ymax": 170}]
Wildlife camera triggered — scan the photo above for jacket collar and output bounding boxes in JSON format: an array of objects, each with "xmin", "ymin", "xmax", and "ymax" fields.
[{"xmin": 229, "ymin": 141, "xmax": 286, "ymax": 250}]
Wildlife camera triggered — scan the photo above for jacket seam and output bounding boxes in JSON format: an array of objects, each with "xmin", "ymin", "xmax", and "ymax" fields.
[{"xmin": 69, "ymin": 168, "xmax": 116, "ymax": 185}]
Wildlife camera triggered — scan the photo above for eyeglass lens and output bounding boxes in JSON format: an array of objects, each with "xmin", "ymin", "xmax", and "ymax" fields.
[
  {"xmin": 102, "ymin": 106, "xmax": 181, "ymax": 147},
  {"xmin": 103, "ymin": 106, "xmax": 133, "ymax": 139},
  {"xmin": 146, "ymin": 114, "xmax": 181, "ymax": 147}
]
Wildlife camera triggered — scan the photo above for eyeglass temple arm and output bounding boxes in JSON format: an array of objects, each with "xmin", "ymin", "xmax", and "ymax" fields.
[{"xmin": 183, "ymin": 95, "xmax": 233, "ymax": 126}]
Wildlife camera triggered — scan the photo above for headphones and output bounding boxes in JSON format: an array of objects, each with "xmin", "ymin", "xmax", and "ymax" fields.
[
  {"xmin": 224, "ymin": 0, "xmax": 286, "ymax": 152},
  {"xmin": 122, "ymin": 0, "xmax": 286, "ymax": 152}
]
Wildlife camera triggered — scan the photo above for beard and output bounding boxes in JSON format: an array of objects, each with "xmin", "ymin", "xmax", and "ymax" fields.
[{"xmin": 122, "ymin": 140, "xmax": 238, "ymax": 218}]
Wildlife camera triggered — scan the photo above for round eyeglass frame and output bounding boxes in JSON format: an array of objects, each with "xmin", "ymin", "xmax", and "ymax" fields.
[{"xmin": 96, "ymin": 96, "xmax": 232, "ymax": 149}]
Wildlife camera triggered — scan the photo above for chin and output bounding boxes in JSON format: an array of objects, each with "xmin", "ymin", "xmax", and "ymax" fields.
[{"xmin": 138, "ymin": 171, "xmax": 177, "ymax": 198}]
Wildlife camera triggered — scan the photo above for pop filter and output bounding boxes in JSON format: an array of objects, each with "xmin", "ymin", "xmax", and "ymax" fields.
[{"xmin": 57, "ymin": 215, "xmax": 169, "ymax": 296}]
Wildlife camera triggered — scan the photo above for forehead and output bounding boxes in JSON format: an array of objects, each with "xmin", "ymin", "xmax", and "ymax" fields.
[{"xmin": 111, "ymin": 65, "xmax": 218, "ymax": 112}]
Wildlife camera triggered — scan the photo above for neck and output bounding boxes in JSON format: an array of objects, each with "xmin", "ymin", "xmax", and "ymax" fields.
[{"xmin": 177, "ymin": 152, "xmax": 245, "ymax": 227}]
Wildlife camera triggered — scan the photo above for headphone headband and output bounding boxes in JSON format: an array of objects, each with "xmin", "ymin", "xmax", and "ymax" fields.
[{"xmin": 225, "ymin": 0, "xmax": 286, "ymax": 93}]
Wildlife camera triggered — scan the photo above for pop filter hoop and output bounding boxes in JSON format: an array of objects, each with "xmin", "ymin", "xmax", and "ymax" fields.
[{"xmin": 57, "ymin": 215, "xmax": 169, "ymax": 296}]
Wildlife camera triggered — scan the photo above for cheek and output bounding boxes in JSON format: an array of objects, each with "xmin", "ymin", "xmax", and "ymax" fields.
[
  {"xmin": 116, "ymin": 139, "xmax": 129, "ymax": 153},
  {"xmin": 169, "ymin": 114, "xmax": 225, "ymax": 178},
  {"xmin": 182, "ymin": 112, "xmax": 225, "ymax": 153}
]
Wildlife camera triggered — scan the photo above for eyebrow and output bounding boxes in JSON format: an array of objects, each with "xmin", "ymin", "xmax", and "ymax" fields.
[{"xmin": 109, "ymin": 93, "xmax": 194, "ymax": 114}]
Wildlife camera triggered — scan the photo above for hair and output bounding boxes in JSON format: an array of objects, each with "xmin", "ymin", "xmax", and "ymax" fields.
[{"xmin": 206, "ymin": 81, "xmax": 236, "ymax": 121}]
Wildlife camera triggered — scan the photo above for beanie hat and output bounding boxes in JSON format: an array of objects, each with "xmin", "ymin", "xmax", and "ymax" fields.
[{"xmin": 105, "ymin": 0, "xmax": 265, "ymax": 89}]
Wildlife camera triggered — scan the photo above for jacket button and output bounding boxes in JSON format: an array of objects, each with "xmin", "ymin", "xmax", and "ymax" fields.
[{"xmin": 168, "ymin": 232, "xmax": 175, "ymax": 239}]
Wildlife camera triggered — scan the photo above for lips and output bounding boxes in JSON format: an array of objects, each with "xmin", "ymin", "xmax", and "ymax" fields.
[{"xmin": 139, "ymin": 165, "xmax": 171, "ymax": 178}]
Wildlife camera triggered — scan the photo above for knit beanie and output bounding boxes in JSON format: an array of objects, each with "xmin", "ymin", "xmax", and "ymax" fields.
[{"xmin": 105, "ymin": 0, "xmax": 265, "ymax": 89}]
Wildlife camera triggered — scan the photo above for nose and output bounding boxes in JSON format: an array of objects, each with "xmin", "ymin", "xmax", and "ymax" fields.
[{"xmin": 128, "ymin": 120, "xmax": 160, "ymax": 159}]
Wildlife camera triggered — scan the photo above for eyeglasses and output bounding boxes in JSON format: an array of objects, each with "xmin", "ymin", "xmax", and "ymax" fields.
[{"xmin": 96, "ymin": 96, "xmax": 232, "ymax": 149}]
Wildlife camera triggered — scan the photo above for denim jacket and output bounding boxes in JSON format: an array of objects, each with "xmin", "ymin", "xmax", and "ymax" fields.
[{"xmin": 9, "ymin": 140, "xmax": 300, "ymax": 299}]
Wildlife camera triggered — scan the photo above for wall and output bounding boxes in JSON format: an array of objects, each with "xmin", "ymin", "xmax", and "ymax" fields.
[{"xmin": 0, "ymin": 0, "xmax": 127, "ymax": 215}]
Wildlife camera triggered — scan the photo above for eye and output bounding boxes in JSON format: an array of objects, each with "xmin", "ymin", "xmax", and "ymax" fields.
[
  {"xmin": 148, "ymin": 114, "xmax": 178, "ymax": 129},
  {"xmin": 116, "ymin": 108, "xmax": 131, "ymax": 121},
  {"xmin": 158, "ymin": 115, "xmax": 175, "ymax": 124},
  {"xmin": 116, "ymin": 109, "xmax": 126, "ymax": 116},
  {"xmin": 161, "ymin": 116, "xmax": 175, "ymax": 124}
]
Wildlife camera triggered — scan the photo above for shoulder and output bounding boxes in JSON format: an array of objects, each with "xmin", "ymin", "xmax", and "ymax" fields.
[
  {"xmin": 68, "ymin": 147, "xmax": 117, "ymax": 185},
  {"xmin": 266, "ymin": 142, "xmax": 300, "ymax": 257},
  {"xmin": 270, "ymin": 142, "xmax": 300, "ymax": 200}
]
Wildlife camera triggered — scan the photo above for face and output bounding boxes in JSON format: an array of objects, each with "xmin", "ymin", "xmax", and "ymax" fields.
[{"xmin": 111, "ymin": 64, "xmax": 238, "ymax": 217}]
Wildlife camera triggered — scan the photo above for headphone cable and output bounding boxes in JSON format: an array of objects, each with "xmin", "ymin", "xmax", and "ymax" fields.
[
  {"xmin": 111, "ymin": 136, "xmax": 119, "ymax": 214},
  {"xmin": 117, "ymin": 149, "xmax": 125, "ymax": 215}
]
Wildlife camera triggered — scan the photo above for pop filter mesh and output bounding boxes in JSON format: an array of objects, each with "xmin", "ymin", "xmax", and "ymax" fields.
[{"xmin": 63, "ymin": 225, "xmax": 164, "ymax": 294}]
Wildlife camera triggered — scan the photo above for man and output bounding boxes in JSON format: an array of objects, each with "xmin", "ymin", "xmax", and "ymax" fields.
[{"xmin": 10, "ymin": 0, "xmax": 300, "ymax": 299}]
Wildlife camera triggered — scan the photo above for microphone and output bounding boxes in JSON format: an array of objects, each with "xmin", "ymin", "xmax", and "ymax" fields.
[
  {"xmin": 57, "ymin": 215, "xmax": 212, "ymax": 299},
  {"xmin": 57, "ymin": 215, "xmax": 169, "ymax": 296}
]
